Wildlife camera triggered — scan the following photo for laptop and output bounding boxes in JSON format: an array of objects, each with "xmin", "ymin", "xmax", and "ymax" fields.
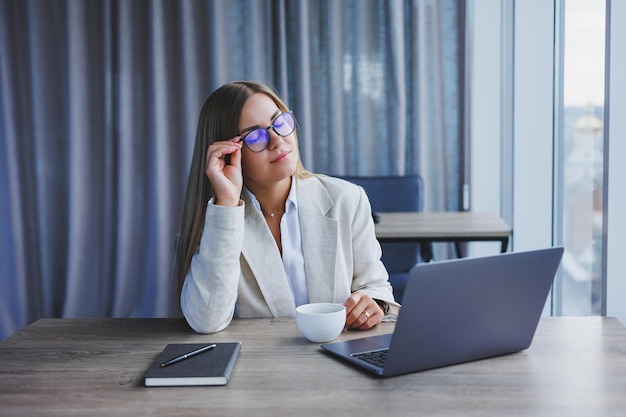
[{"xmin": 321, "ymin": 247, "xmax": 564, "ymax": 377}]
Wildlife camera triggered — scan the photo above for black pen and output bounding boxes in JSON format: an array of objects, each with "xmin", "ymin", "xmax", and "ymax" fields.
[{"xmin": 161, "ymin": 343, "xmax": 217, "ymax": 367}]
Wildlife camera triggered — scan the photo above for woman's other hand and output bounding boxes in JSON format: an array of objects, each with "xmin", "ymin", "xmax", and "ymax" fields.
[
  {"xmin": 344, "ymin": 292, "xmax": 384, "ymax": 330},
  {"xmin": 205, "ymin": 138, "xmax": 243, "ymax": 206}
]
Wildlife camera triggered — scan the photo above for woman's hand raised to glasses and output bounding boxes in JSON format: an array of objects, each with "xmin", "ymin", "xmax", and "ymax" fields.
[{"xmin": 205, "ymin": 138, "xmax": 244, "ymax": 207}]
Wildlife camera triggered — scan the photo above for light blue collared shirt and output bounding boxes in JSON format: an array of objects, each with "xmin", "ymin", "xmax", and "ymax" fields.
[{"xmin": 246, "ymin": 179, "xmax": 309, "ymax": 306}]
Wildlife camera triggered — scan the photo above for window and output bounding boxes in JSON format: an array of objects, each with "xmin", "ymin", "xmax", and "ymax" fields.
[
  {"xmin": 553, "ymin": 0, "xmax": 606, "ymax": 315},
  {"xmin": 471, "ymin": 0, "xmax": 625, "ymax": 323}
]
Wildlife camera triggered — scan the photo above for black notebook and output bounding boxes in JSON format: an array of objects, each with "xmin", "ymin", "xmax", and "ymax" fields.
[{"xmin": 144, "ymin": 342, "xmax": 241, "ymax": 387}]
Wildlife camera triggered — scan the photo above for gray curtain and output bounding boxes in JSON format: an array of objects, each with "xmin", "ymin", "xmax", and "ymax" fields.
[{"xmin": 0, "ymin": 0, "xmax": 465, "ymax": 340}]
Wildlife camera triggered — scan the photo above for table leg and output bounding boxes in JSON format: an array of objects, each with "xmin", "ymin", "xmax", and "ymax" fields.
[{"xmin": 420, "ymin": 242, "xmax": 434, "ymax": 263}]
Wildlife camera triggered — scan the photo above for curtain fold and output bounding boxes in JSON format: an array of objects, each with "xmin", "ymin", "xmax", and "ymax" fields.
[{"xmin": 0, "ymin": 0, "xmax": 465, "ymax": 340}]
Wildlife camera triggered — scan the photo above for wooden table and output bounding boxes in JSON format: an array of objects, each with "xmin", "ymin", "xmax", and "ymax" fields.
[
  {"xmin": 375, "ymin": 211, "xmax": 513, "ymax": 261},
  {"xmin": 1, "ymin": 317, "xmax": 625, "ymax": 416}
]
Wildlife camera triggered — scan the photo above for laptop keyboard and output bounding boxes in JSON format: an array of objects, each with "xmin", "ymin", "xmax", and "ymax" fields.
[{"xmin": 353, "ymin": 349, "xmax": 389, "ymax": 367}]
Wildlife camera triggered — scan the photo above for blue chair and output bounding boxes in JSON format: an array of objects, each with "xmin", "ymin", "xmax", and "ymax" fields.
[{"xmin": 340, "ymin": 175, "xmax": 431, "ymax": 303}]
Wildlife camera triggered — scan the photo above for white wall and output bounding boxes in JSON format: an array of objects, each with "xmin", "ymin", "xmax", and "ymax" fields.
[
  {"xmin": 469, "ymin": 0, "xmax": 506, "ymax": 256},
  {"xmin": 511, "ymin": 1, "xmax": 556, "ymax": 251},
  {"xmin": 470, "ymin": 0, "xmax": 555, "ymax": 252}
]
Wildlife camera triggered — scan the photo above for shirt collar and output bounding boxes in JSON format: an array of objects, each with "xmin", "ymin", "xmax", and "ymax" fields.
[{"xmin": 245, "ymin": 176, "xmax": 298, "ymax": 214}]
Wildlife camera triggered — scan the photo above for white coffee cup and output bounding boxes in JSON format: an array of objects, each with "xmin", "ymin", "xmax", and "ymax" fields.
[{"xmin": 296, "ymin": 303, "xmax": 346, "ymax": 343}]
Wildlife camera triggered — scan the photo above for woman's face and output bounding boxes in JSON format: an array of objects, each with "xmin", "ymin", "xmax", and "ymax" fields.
[{"xmin": 238, "ymin": 93, "xmax": 298, "ymax": 188}]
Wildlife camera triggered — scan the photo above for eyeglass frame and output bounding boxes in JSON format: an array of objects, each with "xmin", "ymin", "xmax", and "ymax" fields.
[{"xmin": 237, "ymin": 111, "xmax": 296, "ymax": 152}]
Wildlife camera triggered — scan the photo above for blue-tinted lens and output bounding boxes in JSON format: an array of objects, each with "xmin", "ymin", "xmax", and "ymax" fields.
[
  {"xmin": 243, "ymin": 128, "xmax": 269, "ymax": 152},
  {"xmin": 241, "ymin": 112, "xmax": 295, "ymax": 152},
  {"xmin": 273, "ymin": 113, "xmax": 295, "ymax": 136}
]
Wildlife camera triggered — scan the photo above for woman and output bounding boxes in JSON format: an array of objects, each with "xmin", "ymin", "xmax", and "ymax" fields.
[{"xmin": 176, "ymin": 81, "xmax": 398, "ymax": 334}]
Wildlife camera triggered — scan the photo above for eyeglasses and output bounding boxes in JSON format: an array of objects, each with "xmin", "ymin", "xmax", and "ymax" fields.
[{"xmin": 238, "ymin": 111, "xmax": 296, "ymax": 152}]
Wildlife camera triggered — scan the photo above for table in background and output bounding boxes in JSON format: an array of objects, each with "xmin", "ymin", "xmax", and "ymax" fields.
[
  {"xmin": 375, "ymin": 211, "xmax": 513, "ymax": 261},
  {"xmin": 1, "ymin": 317, "xmax": 625, "ymax": 416}
]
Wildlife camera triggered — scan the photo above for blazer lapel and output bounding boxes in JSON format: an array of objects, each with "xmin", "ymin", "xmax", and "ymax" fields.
[{"xmin": 297, "ymin": 177, "xmax": 339, "ymax": 303}]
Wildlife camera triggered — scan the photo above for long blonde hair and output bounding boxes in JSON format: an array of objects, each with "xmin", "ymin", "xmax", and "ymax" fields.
[{"xmin": 175, "ymin": 81, "xmax": 310, "ymax": 293}]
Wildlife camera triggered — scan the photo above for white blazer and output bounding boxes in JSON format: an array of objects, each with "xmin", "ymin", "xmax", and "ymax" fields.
[{"xmin": 181, "ymin": 175, "xmax": 397, "ymax": 334}]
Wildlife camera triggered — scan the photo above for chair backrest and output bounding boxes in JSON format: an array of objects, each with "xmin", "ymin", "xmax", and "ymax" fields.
[{"xmin": 340, "ymin": 175, "xmax": 424, "ymax": 213}]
